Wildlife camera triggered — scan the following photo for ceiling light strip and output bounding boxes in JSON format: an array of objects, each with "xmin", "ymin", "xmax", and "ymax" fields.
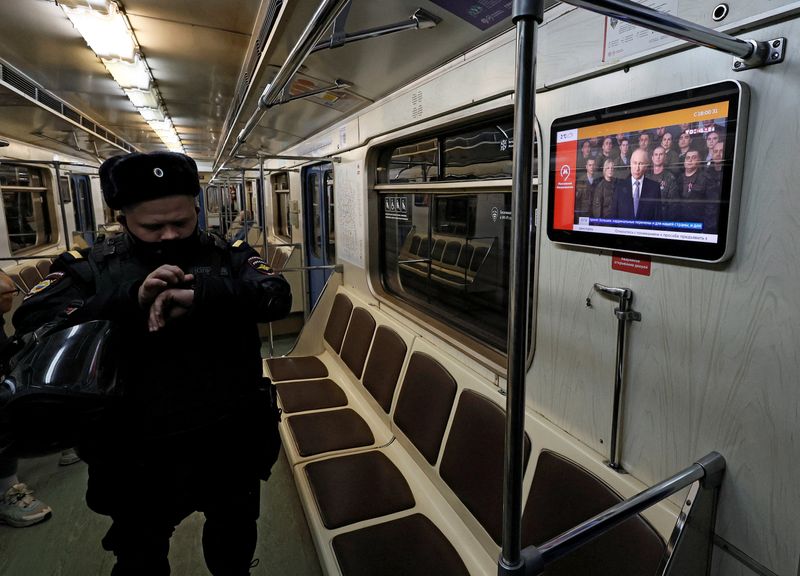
[{"xmin": 61, "ymin": 0, "xmax": 184, "ymax": 153}]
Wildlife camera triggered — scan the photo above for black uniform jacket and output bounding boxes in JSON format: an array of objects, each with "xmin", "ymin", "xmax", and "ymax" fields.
[{"xmin": 12, "ymin": 232, "xmax": 291, "ymax": 478}]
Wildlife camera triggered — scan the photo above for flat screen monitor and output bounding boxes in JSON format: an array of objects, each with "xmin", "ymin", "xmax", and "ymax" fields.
[{"xmin": 547, "ymin": 80, "xmax": 749, "ymax": 262}]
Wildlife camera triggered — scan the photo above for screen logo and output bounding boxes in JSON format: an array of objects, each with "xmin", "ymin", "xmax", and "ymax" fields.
[{"xmin": 557, "ymin": 129, "xmax": 578, "ymax": 143}]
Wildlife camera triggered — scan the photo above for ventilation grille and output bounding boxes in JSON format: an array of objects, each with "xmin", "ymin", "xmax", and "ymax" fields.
[
  {"xmin": 38, "ymin": 91, "xmax": 62, "ymax": 113},
  {"xmin": 2, "ymin": 65, "xmax": 36, "ymax": 99},
  {"xmin": 63, "ymin": 105, "xmax": 81, "ymax": 123},
  {"xmin": 225, "ymin": 0, "xmax": 282, "ymax": 140},
  {"xmin": 255, "ymin": 0, "xmax": 282, "ymax": 55},
  {"xmin": 0, "ymin": 59, "xmax": 137, "ymax": 154}
]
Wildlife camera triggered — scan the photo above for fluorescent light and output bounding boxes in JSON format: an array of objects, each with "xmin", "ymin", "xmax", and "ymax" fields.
[
  {"xmin": 125, "ymin": 88, "xmax": 158, "ymax": 108},
  {"xmin": 62, "ymin": 3, "xmax": 135, "ymax": 61},
  {"xmin": 156, "ymin": 130, "xmax": 180, "ymax": 144},
  {"xmin": 139, "ymin": 107, "xmax": 165, "ymax": 122},
  {"xmin": 147, "ymin": 119, "xmax": 174, "ymax": 134},
  {"xmin": 102, "ymin": 54, "xmax": 150, "ymax": 90}
]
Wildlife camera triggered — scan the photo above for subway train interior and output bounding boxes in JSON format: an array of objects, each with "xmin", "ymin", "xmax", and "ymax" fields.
[{"xmin": 0, "ymin": 0, "xmax": 798, "ymax": 574}]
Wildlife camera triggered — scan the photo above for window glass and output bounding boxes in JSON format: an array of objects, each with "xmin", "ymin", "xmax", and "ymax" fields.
[
  {"xmin": 206, "ymin": 186, "xmax": 221, "ymax": 213},
  {"xmin": 387, "ymin": 138, "xmax": 439, "ymax": 183},
  {"xmin": 377, "ymin": 114, "xmax": 536, "ymax": 355},
  {"xmin": 443, "ymin": 121, "xmax": 514, "ymax": 180},
  {"xmin": 271, "ymin": 172, "xmax": 292, "ymax": 240},
  {"xmin": 325, "ymin": 170, "xmax": 335, "ymax": 262},
  {"xmin": 275, "ymin": 191, "xmax": 291, "ymax": 238},
  {"xmin": 310, "ymin": 173, "xmax": 321, "ymax": 258},
  {"xmin": 381, "ymin": 191, "xmax": 512, "ymax": 352},
  {"xmin": 2, "ymin": 164, "xmax": 54, "ymax": 254}
]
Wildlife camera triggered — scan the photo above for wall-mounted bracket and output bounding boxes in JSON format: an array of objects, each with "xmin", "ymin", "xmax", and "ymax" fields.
[{"xmin": 732, "ymin": 37, "xmax": 786, "ymax": 71}]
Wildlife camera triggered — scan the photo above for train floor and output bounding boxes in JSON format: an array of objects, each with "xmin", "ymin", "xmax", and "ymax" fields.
[{"xmin": 0, "ymin": 448, "xmax": 323, "ymax": 576}]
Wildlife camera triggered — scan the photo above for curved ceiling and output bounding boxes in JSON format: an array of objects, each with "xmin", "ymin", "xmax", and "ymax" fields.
[{"xmin": 0, "ymin": 0, "xmax": 557, "ymax": 167}]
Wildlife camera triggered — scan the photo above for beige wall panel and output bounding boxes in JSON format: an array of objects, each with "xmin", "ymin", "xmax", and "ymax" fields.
[{"xmin": 532, "ymin": 14, "xmax": 800, "ymax": 575}]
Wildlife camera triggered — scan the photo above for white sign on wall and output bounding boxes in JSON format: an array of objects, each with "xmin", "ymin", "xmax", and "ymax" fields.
[
  {"xmin": 602, "ymin": 0, "xmax": 678, "ymax": 63},
  {"xmin": 335, "ymin": 162, "xmax": 365, "ymax": 268}
]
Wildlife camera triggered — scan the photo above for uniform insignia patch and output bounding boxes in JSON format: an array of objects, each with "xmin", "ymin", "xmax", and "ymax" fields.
[
  {"xmin": 248, "ymin": 256, "xmax": 274, "ymax": 275},
  {"xmin": 24, "ymin": 272, "xmax": 65, "ymax": 299}
]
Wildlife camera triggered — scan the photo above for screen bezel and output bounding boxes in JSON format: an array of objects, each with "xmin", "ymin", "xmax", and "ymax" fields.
[{"xmin": 546, "ymin": 80, "xmax": 749, "ymax": 263}]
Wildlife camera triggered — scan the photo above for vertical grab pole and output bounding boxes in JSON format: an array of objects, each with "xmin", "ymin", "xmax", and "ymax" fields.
[
  {"xmin": 259, "ymin": 158, "xmax": 269, "ymax": 257},
  {"xmin": 592, "ymin": 284, "xmax": 641, "ymax": 470},
  {"xmin": 257, "ymin": 158, "xmax": 275, "ymax": 357},
  {"xmin": 500, "ymin": 1, "xmax": 542, "ymax": 575},
  {"xmin": 241, "ymin": 168, "xmax": 248, "ymax": 242}
]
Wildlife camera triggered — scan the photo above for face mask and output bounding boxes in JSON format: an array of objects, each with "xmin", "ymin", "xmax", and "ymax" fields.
[{"xmin": 128, "ymin": 228, "xmax": 201, "ymax": 267}]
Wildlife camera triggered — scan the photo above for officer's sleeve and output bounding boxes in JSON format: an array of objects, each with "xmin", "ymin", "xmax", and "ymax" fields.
[
  {"xmin": 13, "ymin": 251, "xmax": 145, "ymax": 334},
  {"xmin": 12, "ymin": 251, "xmax": 93, "ymax": 334},
  {"xmin": 192, "ymin": 242, "xmax": 292, "ymax": 323}
]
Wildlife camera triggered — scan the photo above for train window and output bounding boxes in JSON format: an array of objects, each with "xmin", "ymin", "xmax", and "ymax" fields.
[
  {"xmin": 443, "ymin": 120, "xmax": 515, "ymax": 180},
  {"xmin": 381, "ymin": 191, "xmax": 512, "ymax": 352},
  {"xmin": 271, "ymin": 172, "xmax": 291, "ymax": 240},
  {"xmin": 381, "ymin": 121, "xmax": 517, "ymax": 184},
  {"xmin": 386, "ymin": 138, "xmax": 439, "ymax": 183},
  {"xmin": 0, "ymin": 164, "xmax": 55, "ymax": 254},
  {"xmin": 309, "ymin": 172, "xmax": 322, "ymax": 258},
  {"xmin": 205, "ymin": 186, "xmax": 222, "ymax": 213},
  {"xmin": 325, "ymin": 170, "xmax": 335, "ymax": 262},
  {"xmin": 376, "ymin": 115, "xmax": 536, "ymax": 356}
]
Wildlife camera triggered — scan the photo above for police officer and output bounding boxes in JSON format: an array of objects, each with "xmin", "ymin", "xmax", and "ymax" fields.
[{"xmin": 13, "ymin": 151, "xmax": 291, "ymax": 576}]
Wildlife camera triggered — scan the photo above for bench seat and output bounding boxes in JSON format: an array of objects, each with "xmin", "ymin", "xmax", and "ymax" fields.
[
  {"xmin": 270, "ymin": 288, "xmax": 416, "ymax": 466},
  {"xmin": 276, "ymin": 379, "xmax": 347, "ymax": 413},
  {"xmin": 269, "ymin": 286, "xmax": 680, "ymax": 576}
]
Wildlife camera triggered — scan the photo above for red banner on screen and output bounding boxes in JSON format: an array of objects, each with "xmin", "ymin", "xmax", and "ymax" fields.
[{"xmin": 553, "ymin": 136, "xmax": 577, "ymax": 230}]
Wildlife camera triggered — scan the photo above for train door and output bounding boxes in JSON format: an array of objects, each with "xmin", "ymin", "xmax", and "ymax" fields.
[
  {"xmin": 70, "ymin": 175, "xmax": 95, "ymax": 244},
  {"xmin": 302, "ymin": 163, "xmax": 335, "ymax": 309}
]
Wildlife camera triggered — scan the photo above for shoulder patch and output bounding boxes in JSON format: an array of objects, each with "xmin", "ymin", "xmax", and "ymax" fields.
[
  {"xmin": 24, "ymin": 272, "xmax": 65, "ymax": 300},
  {"xmin": 232, "ymin": 240, "xmax": 244, "ymax": 248},
  {"xmin": 247, "ymin": 256, "xmax": 274, "ymax": 275},
  {"xmin": 68, "ymin": 250, "xmax": 83, "ymax": 259}
]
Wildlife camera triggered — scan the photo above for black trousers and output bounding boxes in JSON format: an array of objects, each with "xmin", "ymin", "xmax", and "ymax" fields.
[{"xmin": 98, "ymin": 476, "xmax": 260, "ymax": 576}]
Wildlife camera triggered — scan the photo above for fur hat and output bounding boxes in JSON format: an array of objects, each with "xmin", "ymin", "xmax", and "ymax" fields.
[{"xmin": 99, "ymin": 152, "xmax": 200, "ymax": 210}]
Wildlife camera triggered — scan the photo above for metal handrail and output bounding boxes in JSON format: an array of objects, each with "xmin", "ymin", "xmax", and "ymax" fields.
[
  {"xmin": 227, "ymin": 0, "xmax": 352, "ymax": 162},
  {"xmin": 0, "ymin": 255, "xmax": 62, "ymax": 262},
  {"xmin": 518, "ymin": 452, "xmax": 726, "ymax": 575},
  {"xmin": 275, "ymin": 264, "xmax": 342, "ymax": 273},
  {"xmin": 563, "ymin": 0, "xmax": 782, "ymax": 66},
  {"xmin": 309, "ymin": 7, "xmax": 440, "ymax": 53}
]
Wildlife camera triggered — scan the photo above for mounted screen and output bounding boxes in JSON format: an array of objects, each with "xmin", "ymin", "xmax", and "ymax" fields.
[{"xmin": 547, "ymin": 81, "xmax": 748, "ymax": 262}]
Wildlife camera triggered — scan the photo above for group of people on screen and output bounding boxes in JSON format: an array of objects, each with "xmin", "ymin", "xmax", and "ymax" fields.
[{"xmin": 574, "ymin": 120, "xmax": 727, "ymax": 233}]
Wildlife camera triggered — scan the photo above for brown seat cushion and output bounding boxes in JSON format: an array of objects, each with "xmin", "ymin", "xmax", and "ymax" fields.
[
  {"xmin": 522, "ymin": 450, "xmax": 665, "ymax": 576},
  {"xmin": 305, "ymin": 451, "xmax": 415, "ymax": 529},
  {"xmin": 440, "ymin": 389, "xmax": 531, "ymax": 545},
  {"xmin": 393, "ymin": 352, "xmax": 457, "ymax": 465},
  {"xmin": 267, "ymin": 356, "xmax": 328, "ymax": 381},
  {"xmin": 35, "ymin": 259, "xmax": 52, "ymax": 278},
  {"xmin": 332, "ymin": 513, "xmax": 469, "ymax": 576},
  {"xmin": 287, "ymin": 409, "xmax": 374, "ymax": 457},
  {"xmin": 276, "ymin": 379, "xmax": 346, "ymax": 413},
  {"xmin": 324, "ymin": 293, "xmax": 354, "ymax": 353},
  {"xmin": 339, "ymin": 307, "xmax": 376, "ymax": 379},
  {"xmin": 362, "ymin": 326, "xmax": 408, "ymax": 413},
  {"xmin": 17, "ymin": 266, "xmax": 42, "ymax": 291}
]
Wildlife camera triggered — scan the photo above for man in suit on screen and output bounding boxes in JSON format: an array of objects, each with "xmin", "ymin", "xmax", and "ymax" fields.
[{"xmin": 611, "ymin": 148, "xmax": 661, "ymax": 221}]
